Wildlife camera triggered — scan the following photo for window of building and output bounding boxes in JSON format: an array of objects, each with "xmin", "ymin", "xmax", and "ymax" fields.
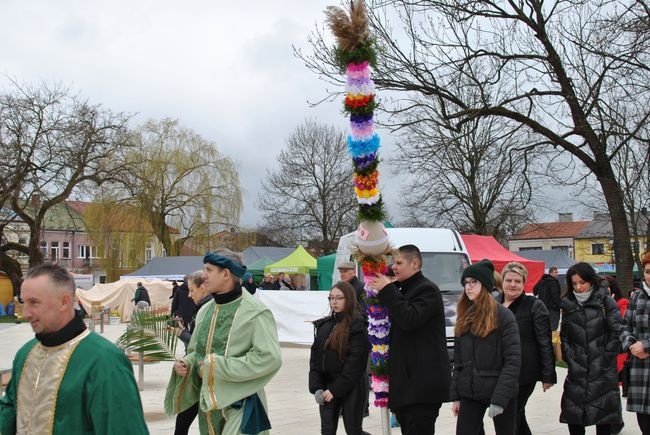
[
  {"xmin": 591, "ymin": 243, "xmax": 605, "ymax": 255},
  {"xmin": 40, "ymin": 241, "xmax": 47, "ymax": 257},
  {"xmin": 78, "ymin": 245, "xmax": 90, "ymax": 259},
  {"xmin": 519, "ymin": 247, "xmax": 542, "ymax": 251},
  {"xmin": 50, "ymin": 241, "xmax": 59, "ymax": 261},
  {"xmin": 551, "ymin": 246, "xmax": 570, "ymax": 255},
  {"xmin": 145, "ymin": 243, "xmax": 153, "ymax": 262},
  {"xmin": 62, "ymin": 242, "xmax": 70, "ymax": 259}
]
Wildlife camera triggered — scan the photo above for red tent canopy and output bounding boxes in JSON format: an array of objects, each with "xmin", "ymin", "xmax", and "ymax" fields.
[{"xmin": 461, "ymin": 234, "xmax": 545, "ymax": 293}]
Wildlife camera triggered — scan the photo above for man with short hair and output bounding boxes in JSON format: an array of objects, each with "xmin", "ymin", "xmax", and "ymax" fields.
[
  {"xmin": 533, "ymin": 266, "xmax": 562, "ymax": 330},
  {"xmin": 133, "ymin": 281, "xmax": 151, "ymax": 307},
  {"xmin": 165, "ymin": 249, "xmax": 282, "ymax": 434},
  {"xmin": 0, "ymin": 263, "xmax": 148, "ymax": 434},
  {"xmin": 338, "ymin": 261, "xmax": 365, "ymax": 306},
  {"xmin": 369, "ymin": 244, "xmax": 451, "ymax": 434}
]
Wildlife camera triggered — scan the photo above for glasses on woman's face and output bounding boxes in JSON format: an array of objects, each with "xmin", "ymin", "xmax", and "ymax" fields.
[
  {"xmin": 462, "ymin": 278, "xmax": 480, "ymax": 288},
  {"xmin": 328, "ymin": 296, "xmax": 345, "ymax": 302}
]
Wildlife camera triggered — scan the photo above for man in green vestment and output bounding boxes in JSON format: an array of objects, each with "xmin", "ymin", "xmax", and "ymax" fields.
[
  {"xmin": 0, "ymin": 263, "xmax": 149, "ymax": 435},
  {"xmin": 165, "ymin": 249, "xmax": 282, "ymax": 435}
]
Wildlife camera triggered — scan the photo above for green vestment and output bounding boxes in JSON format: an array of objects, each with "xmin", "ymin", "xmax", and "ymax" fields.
[
  {"xmin": 165, "ymin": 290, "xmax": 282, "ymax": 435},
  {"xmin": 0, "ymin": 330, "xmax": 149, "ymax": 435}
]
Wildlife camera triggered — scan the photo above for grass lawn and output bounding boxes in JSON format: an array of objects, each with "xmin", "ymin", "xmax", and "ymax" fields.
[{"xmin": 0, "ymin": 316, "xmax": 20, "ymax": 323}]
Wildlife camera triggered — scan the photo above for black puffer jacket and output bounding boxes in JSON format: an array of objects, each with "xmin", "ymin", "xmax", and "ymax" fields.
[
  {"xmin": 505, "ymin": 293, "xmax": 557, "ymax": 385},
  {"xmin": 308, "ymin": 312, "xmax": 370, "ymax": 399},
  {"xmin": 560, "ymin": 283, "xmax": 622, "ymax": 425},
  {"xmin": 450, "ymin": 304, "xmax": 521, "ymax": 408}
]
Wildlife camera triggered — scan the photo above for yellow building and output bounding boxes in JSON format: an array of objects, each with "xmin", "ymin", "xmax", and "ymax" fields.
[{"xmin": 574, "ymin": 214, "xmax": 648, "ymax": 265}]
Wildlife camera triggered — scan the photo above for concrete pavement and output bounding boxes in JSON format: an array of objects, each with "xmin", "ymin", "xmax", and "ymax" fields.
[{"xmin": 0, "ymin": 321, "xmax": 640, "ymax": 434}]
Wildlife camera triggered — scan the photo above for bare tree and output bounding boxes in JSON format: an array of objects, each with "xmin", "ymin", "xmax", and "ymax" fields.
[
  {"xmin": 258, "ymin": 120, "xmax": 357, "ymax": 254},
  {"xmin": 121, "ymin": 118, "xmax": 242, "ymax": 256},
  {"xmin": 299, "ymin": 0, "xmax": 650, "ymax": 291},
  {"xmin": 0, "ymin": 81, "xmax": 132, "ymax": 287},
  {"xmin": 394, "ymin": 96, "xmax": 539, "ymax": 243}
]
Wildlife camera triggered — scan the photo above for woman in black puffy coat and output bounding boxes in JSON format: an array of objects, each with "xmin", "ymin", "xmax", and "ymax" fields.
[
  {"xmin": 500, "ymin": 262, "xmax": 557, "ymax": 435},
  {"xmin": 560, "ymin": 262, "xmax": 623, "ymax": 435},
  {"xmin": 451, "ymin": 259, "xmax": 521, "ymax": 435},
  {"xmin": 309, "ymin": 281, "xmax": 370, "ymax": 435}
]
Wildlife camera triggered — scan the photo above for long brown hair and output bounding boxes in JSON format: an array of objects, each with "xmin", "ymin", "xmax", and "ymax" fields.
[
  {"xmin": 325, "ymin": 281, "xmax": 357, "ymax": 359},
  {"xmin": 455, "ymin": 285, "xmax": 499, "ymax": 338}
]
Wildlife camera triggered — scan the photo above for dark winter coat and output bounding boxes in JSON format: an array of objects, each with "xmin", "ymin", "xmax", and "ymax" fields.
[
  {"xmin": 450, "ymin": 304, "xmax": 521, "ymax": 408},
  {"xmin": 560, "ymin": 283, "xmax": 622, "ymax": 425},
  {"xmin": 377, "ymin": 271, "xmax": 451, "ymax": 409},
  {"xmin": 620, "ymin": 286, "xmax": 650, "ymax": 414},
  {"xmin": 133, "ymin": 286, "xmax": 151, "ymax": 305},
  {"xmin": 505, "ymin": 293, "xmax": 557, "ymax": 385},
  {"xmin": 533, "ymin": 274, "xmax": 562, "ymax": 313},
  {"xmin": 348, "ymin": 276, "xmax": 366, "ymax": 306},
  {"xmin": 308, "ymin": 312, "xmax": 370, "ymax": 399},
  {"xmin": 178, "ymin": 294, "xmax": 213, "ymax": 348},
  {"xmin": 243, "ymin": 281, "xmax": 257, "ymax": 295},
  {"xmin": 171, "ymin": 282, "xmax": 196, "ymax": 325}
]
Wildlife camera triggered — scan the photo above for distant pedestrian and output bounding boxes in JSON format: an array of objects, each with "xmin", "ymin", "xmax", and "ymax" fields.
[
  {"xmin": 309, "ymin": 281, "xmax": 370, "ymax": 435},
  {"xmin": 171, "ymin": 278, "xmax": 195, "ymax": 326},
  {"xmin": 243, "ymin": 272, "xmax": 257, "ymax": 294},
  {"xmin": 132, "ymin": 281, "xmax": 151, "ymax": 307},
  {"xmin": 259, "ymin": 273, "xmax": 276, "ymax": 290},
  {"xmin": 337, "ymin": 261, "xmax": 365, "ymax": 307},
  {"xmin": 533, "ymin": 267, "xmax": 562, "ymax": 330}
]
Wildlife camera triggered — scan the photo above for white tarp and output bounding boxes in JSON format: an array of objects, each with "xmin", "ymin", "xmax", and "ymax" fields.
[
  {"xmin": 256, "ymin": 290, "xmax": 330, "ymax": 345},
  {"xmin": 77, "ymin": 279, "xmax": 172, "ymax": 322}
]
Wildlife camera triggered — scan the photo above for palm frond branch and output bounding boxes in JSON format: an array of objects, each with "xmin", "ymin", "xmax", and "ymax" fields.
[{"xmin": 115, "ymin": 305, "xmax": 178, "ymax": 362}]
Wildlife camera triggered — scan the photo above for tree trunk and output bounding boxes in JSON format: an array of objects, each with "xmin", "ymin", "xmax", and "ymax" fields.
[
  {"xmin": 599, "ymin": 175, "xmax": 635, "ymax": 295},
  {"xmin": 28, "ymin": 223, "xmax": 44, "ymax": 268}
]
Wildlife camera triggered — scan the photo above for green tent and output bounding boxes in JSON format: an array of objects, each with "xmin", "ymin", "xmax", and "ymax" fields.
[
  {"xmin": 264, "ymin": 245, "xmax": 317, "ymax": 275},
  {"xmin": 246, "ymin": 256, "xmax": 274, "ymax": 277},
  {"xmin": 317, "ymin": 253, "xmax": 336, "ymax": 291}
]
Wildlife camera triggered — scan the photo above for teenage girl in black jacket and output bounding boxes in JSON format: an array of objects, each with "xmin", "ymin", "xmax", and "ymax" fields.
[
  {"xmin": 309, "ymin": 281, "xmax": 370, "ymax": 435},
  {"xmin": 451, "ymin": 260, "xmax": 521, "ymax": 435}
]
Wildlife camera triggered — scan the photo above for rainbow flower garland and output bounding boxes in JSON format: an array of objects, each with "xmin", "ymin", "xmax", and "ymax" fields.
[{"xmin": 326, "ymin": 0, "xmax": 391, "ymax": 409}]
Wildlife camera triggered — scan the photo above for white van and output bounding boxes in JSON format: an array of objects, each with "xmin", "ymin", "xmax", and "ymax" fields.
[{"xmin": 333, "ymin": 227, "xmax": 471, "ymax": 360}]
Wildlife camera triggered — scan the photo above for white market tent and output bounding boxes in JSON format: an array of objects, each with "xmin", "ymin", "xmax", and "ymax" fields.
[{"xmin": 77, "ymin": 279, "xmax": 172, "ymax": 322}]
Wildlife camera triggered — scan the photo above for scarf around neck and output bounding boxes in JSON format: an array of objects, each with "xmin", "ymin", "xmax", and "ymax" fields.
[{"xmin": 573, "ymin": 288, "xmax": 594, "ymax": 306}]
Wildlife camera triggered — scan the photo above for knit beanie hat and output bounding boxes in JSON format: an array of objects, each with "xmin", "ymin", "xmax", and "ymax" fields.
[{"xmin": 461, "ymin": 259, "xmax": 495, "ymax": 290}]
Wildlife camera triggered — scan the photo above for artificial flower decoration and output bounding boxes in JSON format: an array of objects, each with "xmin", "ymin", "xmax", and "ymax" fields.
[{"xmin": 326, "ymin": 0, "xmax": 392, "ymax": 408}]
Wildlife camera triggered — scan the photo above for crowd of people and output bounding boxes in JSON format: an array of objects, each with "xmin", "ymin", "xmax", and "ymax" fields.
[{"xmin": 0, "ymin": 247, "xmax": 649, "ymax": 435}]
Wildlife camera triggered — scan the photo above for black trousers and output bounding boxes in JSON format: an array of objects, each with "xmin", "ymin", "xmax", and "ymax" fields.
[
  {"xmin": 567, "ymin": 423, "xmax": 611, "ymax": 435},
  {"xmin": 515, "ymin": 382, "xmax": 536, "ymax": 435},
  {"xmin": 319, "ymin": 382, "xmax": 366, "ymax": 435},
  {"xmin": 456, "ymin": 397, "xmax": 517, "ymax": 435},
  {"xmin": 638, "ymin": 413, "xmax": 650, "ymax": 434},
  {"xmin": 174, "ymin": 402, "xmax": 198, "ymax": 435},
  {"xmin": 393, "ymin": 402, "xmax": 442, "ymax": 435}
]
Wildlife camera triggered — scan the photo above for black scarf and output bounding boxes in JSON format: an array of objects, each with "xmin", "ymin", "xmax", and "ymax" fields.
[
  {"xmin": 212, "ymin": 284, "xmax": 243, "ymax": 304},
  {"xmin": 36, "ymin": 312, "xmax": 87, "ymax": 347}
]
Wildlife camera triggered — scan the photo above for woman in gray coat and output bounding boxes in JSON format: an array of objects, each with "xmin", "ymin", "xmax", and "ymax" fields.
[
  {"xmin": 561, "ymin": 262, "xmax": 622, "ymax": 435},
  {"xmin": 620, "ymin": 251, "xmax": 650, "ymax": 434}
]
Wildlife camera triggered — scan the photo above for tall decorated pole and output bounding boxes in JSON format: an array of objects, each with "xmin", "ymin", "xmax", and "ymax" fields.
[{"xmin": 325, "ymin": 2, "xmax": 392, "ymax": 433}]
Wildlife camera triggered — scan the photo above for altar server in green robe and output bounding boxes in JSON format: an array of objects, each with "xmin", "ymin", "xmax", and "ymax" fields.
[
  {"xmin": 0, "ymin": 263, "xmax": 149, "ymax": 435},
  {"xmin": 165, "ymin": 249, "xmax": 282, "ymax": 435}
]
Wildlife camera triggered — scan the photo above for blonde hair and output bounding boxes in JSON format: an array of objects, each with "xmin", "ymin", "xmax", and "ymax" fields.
[
  {"xmin": 501, "ymin": 261, "xmax": 528, "ymax": 283},
  {"xmin": 493, "ymin": 271, "xmax": 503, "ymax": 295}
]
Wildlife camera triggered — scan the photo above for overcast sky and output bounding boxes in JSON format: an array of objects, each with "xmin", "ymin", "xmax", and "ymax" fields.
[{"xmin": 1, "ymin": 0, "xmax": 406, "ymax": 228}]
